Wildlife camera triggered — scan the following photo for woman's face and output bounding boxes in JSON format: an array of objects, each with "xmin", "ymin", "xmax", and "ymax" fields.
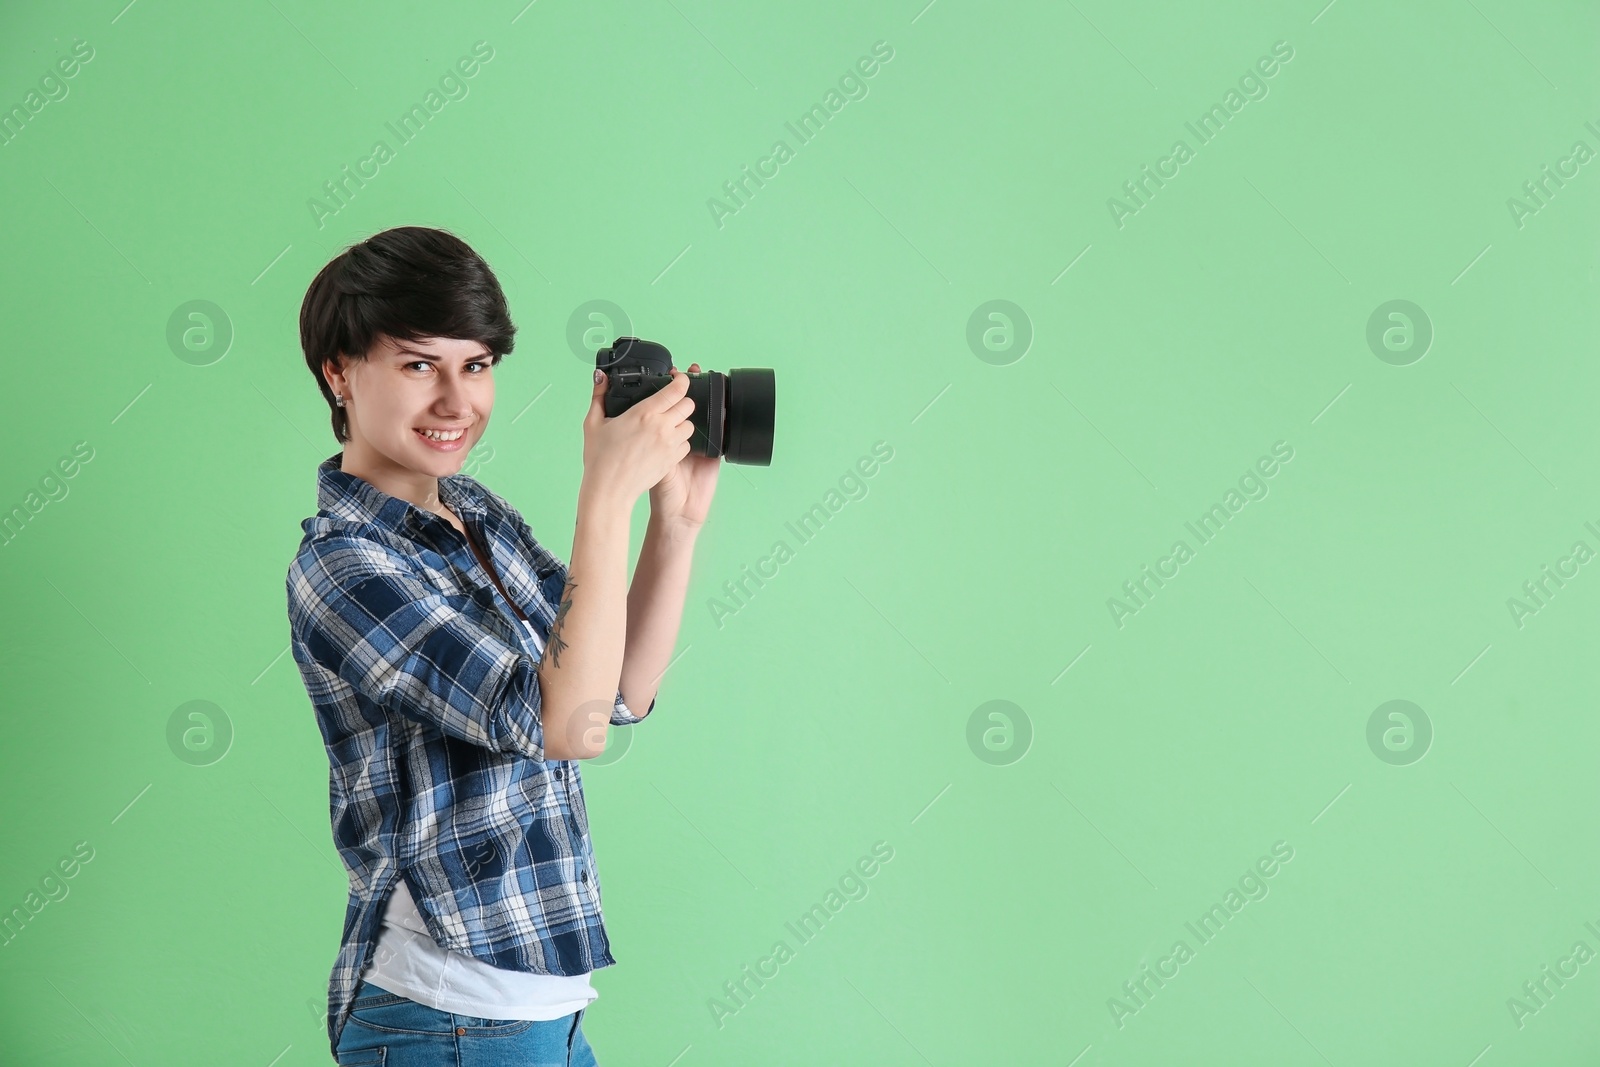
[{"xmin": 326, "ymin": 334, "xmax": 495, "ymax": 480}]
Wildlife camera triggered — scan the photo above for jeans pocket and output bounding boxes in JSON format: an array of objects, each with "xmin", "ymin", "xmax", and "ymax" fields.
[
  {"xmin": 347, "ymin": 988, "xmax": 456, "ymax": 1036},
  {"xmin": 451, "ymin": 1013, "xmax": 538, "ymax": 1035},
  {"xmin": 335, "ymin": 1048, "xmax": 386, "ymax": 1065}
]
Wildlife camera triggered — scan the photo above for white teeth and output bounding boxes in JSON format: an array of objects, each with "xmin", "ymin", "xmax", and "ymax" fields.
[{"xmin": 418, "ymin": 428, "xmax": 464, "ymax": 441}]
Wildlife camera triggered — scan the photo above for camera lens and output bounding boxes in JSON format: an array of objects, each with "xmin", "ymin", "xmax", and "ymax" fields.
[{"xmin": 722, "ymin": 368, "xmax": 775, "ymax": 466}]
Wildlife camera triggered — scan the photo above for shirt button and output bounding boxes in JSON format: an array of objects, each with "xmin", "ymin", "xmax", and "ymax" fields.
[{"xmin": 581, "ymin": 870, "xmax": 590, "ymax": 883}]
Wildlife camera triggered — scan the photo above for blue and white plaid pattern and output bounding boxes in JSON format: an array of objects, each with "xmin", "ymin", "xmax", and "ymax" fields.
[{"xmin": 286, "ymin": 452, "xmax": 650, "ymax": 1060}]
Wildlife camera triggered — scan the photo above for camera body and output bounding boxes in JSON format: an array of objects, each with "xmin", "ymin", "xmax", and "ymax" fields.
[{"xmin": 596, "ymin": 337, "xmax": 775, "ymax": 466}]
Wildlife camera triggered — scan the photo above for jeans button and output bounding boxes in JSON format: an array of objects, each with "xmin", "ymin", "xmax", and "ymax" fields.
[{"xmin": 456, "ymin": 1026, "xmax": 466, "ymax": 1036}]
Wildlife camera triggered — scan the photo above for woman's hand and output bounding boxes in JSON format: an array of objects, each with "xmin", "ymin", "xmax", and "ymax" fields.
[
  {"xmin": 583, "ymin": 364, "xmax": 696, "ymax": 511},
  {"xmin": 647, "ymin": 362, "xmax": 721, "ymax": 534}
]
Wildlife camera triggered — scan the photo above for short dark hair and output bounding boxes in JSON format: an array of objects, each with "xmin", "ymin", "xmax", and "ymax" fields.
[{"xmin": 299, "ymin": 226, "xmax": 517, "ymax": 443}]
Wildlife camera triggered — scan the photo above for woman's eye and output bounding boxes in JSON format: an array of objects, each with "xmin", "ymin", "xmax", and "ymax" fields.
[{"xmin": 404, "ymin": 361, "xmax": 491, "ymax": 373}]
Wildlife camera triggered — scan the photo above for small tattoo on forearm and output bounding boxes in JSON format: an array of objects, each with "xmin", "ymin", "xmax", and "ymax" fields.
[{"xmin": 547, "ymin": 577, "xmax": 575, "ymax": 668}]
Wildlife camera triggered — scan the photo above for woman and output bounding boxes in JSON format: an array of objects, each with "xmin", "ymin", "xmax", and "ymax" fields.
[{"xmin": 285, "ymin": 226, "xmax": 717, "ymax": 1065}]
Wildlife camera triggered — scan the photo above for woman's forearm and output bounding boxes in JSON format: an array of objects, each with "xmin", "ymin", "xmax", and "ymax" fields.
[
  {"xmin": 537, "ymin": 482, "xmax": 632, "ymax": 759},
  {"xmin": 619, "ymin": 515, "xmax": 699, "ymax": 715}
]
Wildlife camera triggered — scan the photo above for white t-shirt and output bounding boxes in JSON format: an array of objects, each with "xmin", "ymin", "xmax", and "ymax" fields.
[
  {"xmin": 359, "ymin": 611, "xmax": 598, "ymax": 1021},
  {"xmin": 361, "ymin": 878, "xmax": 598, "ymax": 1020}
]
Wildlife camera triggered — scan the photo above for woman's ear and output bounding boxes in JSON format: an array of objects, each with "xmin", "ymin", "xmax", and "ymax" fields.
[{"xmin": 323, "ymin": 355, "xmax": 346, "ymax": 394}]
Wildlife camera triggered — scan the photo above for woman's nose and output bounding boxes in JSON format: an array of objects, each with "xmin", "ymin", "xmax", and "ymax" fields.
[{"xmin": 435, "ymin": 378, "xmax": 475, "ymax": 418}]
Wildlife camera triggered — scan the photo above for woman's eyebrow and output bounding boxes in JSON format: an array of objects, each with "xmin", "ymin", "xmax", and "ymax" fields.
[{"xmin": 392, "ymin": 346, "xmax": 490, "ymax": 361}]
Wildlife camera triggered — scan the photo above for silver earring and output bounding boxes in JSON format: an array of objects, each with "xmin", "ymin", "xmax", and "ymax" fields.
[{"xmin": 335, "ymin": 394, "xmax": 345, "ymax": 407}]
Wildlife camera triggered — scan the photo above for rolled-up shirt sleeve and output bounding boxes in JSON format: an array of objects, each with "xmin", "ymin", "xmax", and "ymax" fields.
[
  {"xmin": 288, "ymin": 535, "xmax": 548, "ymax": 761},
  {"xmin": 612, "ymin": 690, "xmax": 653, "ymax": 725}
]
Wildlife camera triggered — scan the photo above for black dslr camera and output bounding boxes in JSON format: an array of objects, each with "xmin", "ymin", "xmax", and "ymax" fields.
[{"xmin": 596, "ymin": 337, "xmax": 775, "ymax": 465}]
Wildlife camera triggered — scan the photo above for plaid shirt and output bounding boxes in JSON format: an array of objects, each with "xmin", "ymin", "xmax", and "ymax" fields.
[{"xmin": 285, "ymin": 451, "xmax": 650, "ymax": 1060}]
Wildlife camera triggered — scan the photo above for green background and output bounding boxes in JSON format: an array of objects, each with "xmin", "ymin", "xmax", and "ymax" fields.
[{"xmin": 2, "ymin": 0, "xmax": 1598, "ymax": 1063}]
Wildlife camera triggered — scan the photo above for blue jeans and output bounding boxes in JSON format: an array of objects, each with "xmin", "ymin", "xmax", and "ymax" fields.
[{"xmin": 333, "ymin": 979, "xmax": 599, "ymax": 1066}]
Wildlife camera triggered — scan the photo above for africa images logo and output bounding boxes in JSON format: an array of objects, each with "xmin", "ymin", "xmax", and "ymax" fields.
[
  {"xmin": 706, "ymin": 41, "xmax": 895, "ymax": 230},
  {"xmin": 708, "ymin": 441, "xmax": 893, "ymax": 628},
  {"xmin": 1106, "ymin": 40, "xmax": 1295, "ymax": 229}
]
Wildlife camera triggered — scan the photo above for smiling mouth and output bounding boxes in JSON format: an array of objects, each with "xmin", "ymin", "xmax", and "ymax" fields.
[{"xmin": 415, "ymin": 427, "xmax": 468, "ymax": 441}]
